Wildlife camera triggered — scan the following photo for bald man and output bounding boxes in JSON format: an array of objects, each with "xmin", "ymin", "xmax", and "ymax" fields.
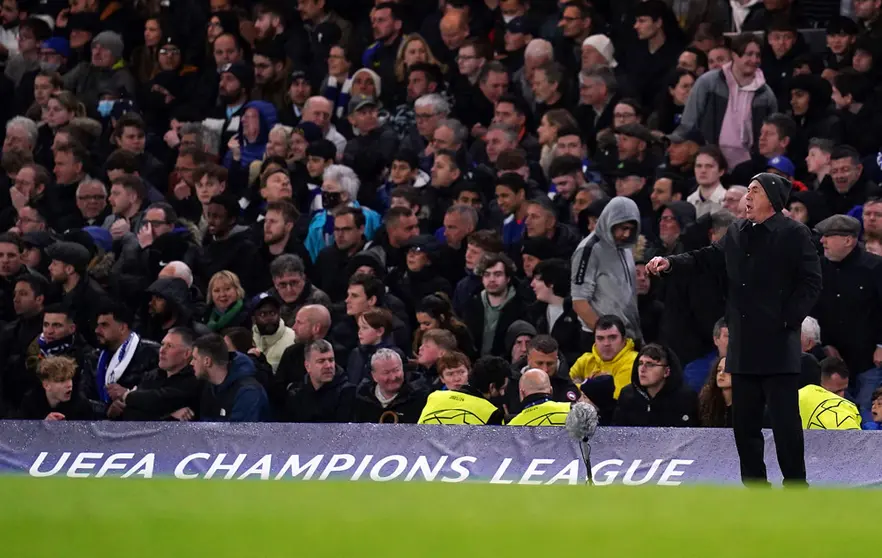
[
  {"xmin": 506, "ymin": 369, "xmax": 572, "ymax": 426},
  {"xmin": 271, "ymin": 304, "xmax": 335, "ymax": 414},
  {"xmin": 440, "ymin": 12, "xmax": 469, "ymax": 52}
]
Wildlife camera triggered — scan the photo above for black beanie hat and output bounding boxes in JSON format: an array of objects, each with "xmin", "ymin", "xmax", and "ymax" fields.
[{"xmin": 750, "ymin": 172, "xmax": 791, "ymax": 213}]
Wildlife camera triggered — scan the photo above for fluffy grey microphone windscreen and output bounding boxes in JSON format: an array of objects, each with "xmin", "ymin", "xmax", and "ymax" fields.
[{"xmin": 565, "ymin": 401, "xmax": 599, "ymax": 442}]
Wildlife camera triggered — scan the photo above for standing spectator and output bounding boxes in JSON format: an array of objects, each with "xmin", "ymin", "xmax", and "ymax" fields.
[
  {"xmin": 192, "ymin": 333, "xmax": 270, "ymax": 422},
  {"xmin": 812, "ymin": 215, "xmax": 882, "ymax": 411},
  {"xmin": 529, "ymin": 258, "xmax": 581, "ymax": 366},
  {"xmin": 285, "ymin": 339, "xmax": 355, "ymax": 422},
  {"xmin": 678, "ymin": 33, "xmax": 777, "ymax": 170},
  {"xmin": 570, "ymin": 197, "xmax": 642, "ymax": 345},
  {"xmin": 463, "ymin": 252, "xmax": 528, "ymax": 357},
  {"xmin": 250, "ymin": 293, "xmax": 296, "ymax": 373},
  {"xmin": 613, "ymin": 343, "xmax": 698, "ymax": 427},
  {"xmin": 627, "ymin": 0, "xmax": 686, "ymax": 109},
  {"xmin": 648, "ymin": 172, "xmax": 822, "ymax": 486},
  {"xmin": 353, "ymin": 348, "xmax": 428, "ymax": 423}
]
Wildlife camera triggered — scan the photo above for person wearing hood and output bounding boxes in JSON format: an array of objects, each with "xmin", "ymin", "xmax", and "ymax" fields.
[
  {"xmin": 200, "ymin": 194, "xmax": 259, "ymax": 295},
  {"xmin": 62, "ymin": 31, "xmax": 137, "ymax": 111},
  {"xmin": 613, "ymin": 343, "xmax": 698, "ymax": 426},
  {"xmin": 677, "ymin": 34, "xmax": 777, "ymax": 171},
  {"xmin": 656, "ymin": 201, "xmax": 696, "ymax": 256},
  {"xmin": 250, "ymin": 293, "xmax": 296, "ymax": 373},
  {"xmin": 193, "ymin": 333, "xmax": 270, "ymax": 422},
  {"xmin": 143, "ymin": 276, "xmax": 209, "ymax": 343},
  {"xmin": 504, "ymin": 319, "xmax": 536, "ymax": 365},
  {"xmin": 143, "ymin": 34, "xmax": 200, "ymax": 134},
  {"xmin": 648, "ymin": 172, "xmax": 822, "ymax": 486},
  {"xmin": 788, "ymin": 73, "xmax": 842, "ymax": 146},
  {"xmin": 787, "ymin": 190, "xmax": 831, "ymax": 230},
  {"xmin": 353, "ymin": 348, "xmax": 428, "ymax": 423},
  {"xmin": 570, "ymin": 196, "xmax": 643, "ymax": 345},
  {"xmin": 223, "ymin": 99, "xmax": 279, "ymax": 170},
  {"xmin": 389, "ymin": 234, "xmax": 451, "ymax": 319},
  {"xmin": 285, "ymin": 339, "xmax": 355, "ymax": 422}
]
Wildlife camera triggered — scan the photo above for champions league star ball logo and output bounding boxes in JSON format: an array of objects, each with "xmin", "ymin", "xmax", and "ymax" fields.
[{"xmin": 805, "ymin": 397, "xmax": 861, "ymax": 430}]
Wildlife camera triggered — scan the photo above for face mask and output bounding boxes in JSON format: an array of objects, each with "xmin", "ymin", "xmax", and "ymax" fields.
[
  {"xmin": 97, "ymin": 100, "xmax": 116, "ymax": 118},
  {"xmin": 322, "ymin": 191, "xmax": 342, "ymax": 210},
  {"xmin": 39, "ymin": 61, "xmax": 60, "ymax": 72}
]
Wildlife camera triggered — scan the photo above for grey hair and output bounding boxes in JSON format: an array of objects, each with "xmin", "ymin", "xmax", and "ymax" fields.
[
  {"xmin": 727, "ymin": 185, "xmax": 748, "ymax": 196},
  {"xmin": 322, "ymin": 164, "xmax": 360, "ymax": 201},
  {"xmin": 581, "ymin": 182, "xmax": 608, "ymax": 201},
  {"xmin": 710, "ymin": 209, "xmax": 737, "ymax": 232},
  {"xmin": 6, "ymin": 117, "xmax": 38, "ymax": 148},
  {"xmin": 76, "ymin": 179, "xmax": 108, "ymax": 197},
  {"xmin": 801, "ymin": 316, "xmax": 821, "ymax": 344},
  {"xmin": 486, "ymin": 123, "xmax": 518, "ymax": 143},
  {"xmin": 712, "ymin": 317, "xmax": 727, "ymax": 339},
  {"xmin": 524, "ymin": 38, "xmax": 553, "ymax": 61},
  {"xmin": 163, "ymin": 261, "xmax": 194, "ymax": 287},
  {"xmin": 305, "ymin": 339, "xmax": 334, "ymax": 361},
  {"xmin": 436, "ymin": 118, "xmax": 468, "ymax": 147},
  {"xmin": 579, "ymin": 66, "xmax": 617, "ymax": 96},
  {"xmin": 270, "ymin": 254, "xmax": 306, "ymax": 278},
  {"xmin": 415, "ymin": 94, "xmax": 450, "ymax": 116},
  {"xmin": 445, "ymin": 204, "xmax": 478, "ymax": 230},
  {"xmin": 371, "ymin": 348, "xmax": 403, "ymax": 370},
  {"xmin": 179, "ymin": 122, "xmax": 205, "ymax": 149}
]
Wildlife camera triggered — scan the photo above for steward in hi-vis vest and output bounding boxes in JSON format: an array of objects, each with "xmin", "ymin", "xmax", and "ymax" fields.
[
  {"xmin": 418, "ymin": 355, "xmax": 510, "ymax": 425},
  {"xmin": 506, "ymin": 369, "xmax": 571, "ymax": 426}
]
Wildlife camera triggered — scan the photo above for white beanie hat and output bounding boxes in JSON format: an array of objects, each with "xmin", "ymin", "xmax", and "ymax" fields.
[{"xmin": 582, "ymin": 34, "xmax": 617, "ymax": 68}]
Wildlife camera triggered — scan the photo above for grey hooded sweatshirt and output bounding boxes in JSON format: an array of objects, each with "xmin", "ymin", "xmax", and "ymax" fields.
[{"xmin": 570, "ymin": 197, "xmax": 642, "ymax": 342}]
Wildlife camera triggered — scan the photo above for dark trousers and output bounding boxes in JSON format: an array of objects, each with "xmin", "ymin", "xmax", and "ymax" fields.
[{"xmin": 731, "ymin": 373, "xmax": 806, "ymax": 487}]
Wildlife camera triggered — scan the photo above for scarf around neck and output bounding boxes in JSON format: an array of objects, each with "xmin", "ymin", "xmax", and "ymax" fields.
[
  {"xmin": 207, "ymin": 299, "xmax": 244, "ymax": 331},
  {"xmin": 96, "ymin": 331, "xmax": 141, "ymax": 403},
  {"xmin": 38, "ymin": 334, "xmax": 75, "ymax": 357}
]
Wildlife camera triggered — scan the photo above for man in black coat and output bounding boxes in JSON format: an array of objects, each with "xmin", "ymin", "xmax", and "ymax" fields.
[
  {"xmin": 284, "ymin": 339, "xmax": 355, "ymax": 423},
  {"xmin": 0, "ymin": 274, "xmax": 47, "ymax": 414},
  {"xmin": 352, "ymin": 348, "xmax": 428, "ymax": 423},
  {"xmin": 648, "ymin": 172, "xmax": 822, "ymax": 486},
  {"xmin": 812, "ymin": 215, "xmax": 882, "ymax": 380},
  {"xmin": 613, "ymin": 343, "xmax": 698, "ymax": 427},
  {"xmin": 45, "ymin": 241, "xmax": 109, "ymax": 347}
]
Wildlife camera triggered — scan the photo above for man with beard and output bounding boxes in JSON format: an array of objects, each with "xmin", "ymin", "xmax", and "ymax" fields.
[
  {"xmin": 362, "ymin": 3, "xmax": 404, "ymax": 108},
  {"xmin": 314, "ymin": 206, "xmax": 367, "ymax": 302},
  {"xmin": 45, "ymin": 241, "xmax": 107, "ymax": 347},
  {"xmin": 0, "ymin": 233, "xmax": 34, "ymax": 323},
  {"xmin": 114, "ymin": 327, "xmax": 202, "ymax": 421},
  {"xmin": 463, "ymin": 252, "xmax": 528, "ymax": 357},
  {"xmin": 253, "ymin": 197, "xmax": 313, "ymax": 292},
  {"xmin": 251, "ymin": 43, "xmax": 288, "ymax": 114},
  {"xmin": 87, "ymin": 304, "xmax": 160, "ymax": 415},
  {"xmin": 214, "ymin": 61, "xmax": 253, "ymax": 157},
  {"xmin": 0, "ymin": 274, "xmax": 47, "ymax": 414},
  {"xmin": 18, "ymin": 356, "xmax": 93, "ymax": 420},
  {"xmin": 192, "ymin": 333, "xmax": 270, "ymax": 422},
  {"xmin": 143, "ymin": 276, "xmax": 209, "ymax": 343},
  {"xmin": 251, "ymin": 293, "xmax": 295, "ymax": 373},
  {"xmin": 253, "ymin": 1, "xmax": 311, "ymax": 70},
  {"xmin": 265, "ymin": 254, "xmax": 330, "ymax": 327},
  {"xmin": 25, "ymin": 304, "xmax": 97, "ymax": 407}
]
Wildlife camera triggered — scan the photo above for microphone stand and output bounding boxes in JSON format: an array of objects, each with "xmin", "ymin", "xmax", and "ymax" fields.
[{"xmin": 580, "ymin": 439, "xmax": 593, "ymax": 485}]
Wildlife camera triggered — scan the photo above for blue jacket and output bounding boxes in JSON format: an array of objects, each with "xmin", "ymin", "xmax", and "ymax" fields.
[
  {"xmin": 306, "ymin": 202, "xmax": 381, "ymax": 261},
  {"xmin": 222, "ymin": 100, "xmax": 279, "ymax": 169},
  {"xmin": 202, "ymin": 352, "xmax": 270, "ymax": 422},
  {"xmin": 683, "ymin": 351, "xmax": 718, "ymax": 393}
]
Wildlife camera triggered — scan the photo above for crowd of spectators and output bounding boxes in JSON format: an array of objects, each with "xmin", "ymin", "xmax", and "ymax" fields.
[{"xmin": 0, "ymin": 0, "xmax": 880, "ymax": 429}]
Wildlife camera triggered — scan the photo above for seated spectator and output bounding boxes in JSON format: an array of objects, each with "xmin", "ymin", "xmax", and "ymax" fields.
[
  {"xmin": 143, "ymin": 277, "xmax": 209, "ymax": 343},
  {"xmin": 656, "ymin": 201, "xmax": 696, "ymax": 256},
  {"xmin": 285, "ymin": 339, "xmax": 355, "ymax": 423},
  {"xmin": 414, "ymin": 328, "xmax": 458, "ymax": 385},
  {"xmin": 435, "ymin": 351, "xmax": 471, "ymax": 391},
  {"xmin": 506, "ymin": 368, "xmax": 571, "ymax": 426},
  {"xmin": 569, "ymin": 315, "xmax": 638, "ymax": 399},
  {"xmin": 250, "ymin": 293, "xmax": 296, "ymax": 373},
  {"xmin": 201, "ymin": 194, "xmax": 260, "ymax": 294},
  {"xmin": 683, "ymin": 318, "xmax": 728, "ymax": 393},
  {"xmin": 867, "ymin": 387, "xmax": 882, "ymax": 430},
  {"xmin": 192, "ymin": 333, "xmax": 270, "ymax": 422},
  {"xmin": 613, "ymin": 343, "xmax": 698, "ymax": 427},
  {"xmin": 352, "ymin": 348, "xmax": 429, "ymax": 423},
  {"xmin": 346, "ymin": 308, "xmax": 404, "ymax": 386},
  {"xmin": 414, "ymin": 294, "xmax": 476, "ymax": 359},
  {"xmin": 505, "ymin": 319, "xmax": 536, "ymax": 365},
  {"xmin": 114, "ymin": 328, "xmax": 202, "ymax": 421},
  {"xmin": 205, "ymin": 271, "xmax": 251, "ymax": 332},
  {"xmin": 529, "ymin": 258, "xmax": 581, "ymax": 366},
  {"xmin": 513, "ymin": 335, "xmax": 579, "ymax": 413},
  {"xmin": 697, "ymin": 356, "xmax": 732, "ymax": 427},
  {"xmin": 800, "ymin": 316, "xmax": 826, "ymax": 364},
  {"xmin": 418, "ymin": 355, "xmax": 508, "ymax": 425},
  {"xmin": 18, "ymin": 356, "xmax": 93, "ymax": 421},
  {"xmin": 390, "ymin": 234, "xmax": 452, "ymax": 317},
  {"xmin": 798, "ymin": 357, "xmax": 861, "ymax": 430},
  {"xmin": 265, "ymin": 254, "xmax": 330, "ymax": 327}
]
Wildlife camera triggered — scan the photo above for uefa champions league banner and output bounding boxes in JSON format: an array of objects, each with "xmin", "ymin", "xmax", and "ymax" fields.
[{"xmin": 0, "ymin": 422, "xmax": 880, "ymax": 486}]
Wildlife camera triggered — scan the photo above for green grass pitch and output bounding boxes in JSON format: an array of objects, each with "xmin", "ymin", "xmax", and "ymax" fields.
[{"xmin": 0, "ymin": 477, "xmax": 875, "ymax": 557}]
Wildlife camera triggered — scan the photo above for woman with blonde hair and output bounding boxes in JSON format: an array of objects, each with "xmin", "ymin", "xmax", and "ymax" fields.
[
  {"xmin": 205, "ymin": 270, "xmax": 250, "ymax": 331},
  {"xmin": 394, "ymin": 34, "xmax": 447, "ymax": 83},
  {"xmin": 537, "ymin": 108, "xmax": 578, "ymax": 177}
]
